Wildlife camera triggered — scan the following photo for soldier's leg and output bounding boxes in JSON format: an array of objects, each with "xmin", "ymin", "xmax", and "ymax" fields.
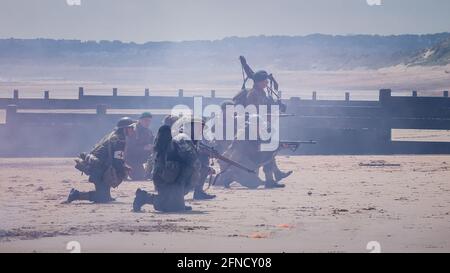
[
  {"xmin": 63, "ymin": 185, "xmax": 108, "ymax": 203},
  {"xmin": 132, "ymin": 188, "xmax": 155, "ymax": 212},
  {"xmin": 128, "ymin": 161, "xmax": 146, "ymax": 181},
  {"xmin": 262, "ymin": 160, "xmax": 286, "ymax": 188},
  {"xmin": 90, "ymin": 181, "xmax": 113, "ymax": 203},
  {"xmin": 262, "ymin": 161, "xmax": 275, "ymax": 182},
  {"xmin": 63, "ymin": 188, "xmax": 91, "ymax": 203},
  {"xmin": 193, "ymin": 166, "xmax": 216, "ymax": 200},
  {"xmin": 212, "ymin": 168, "xmax": 234, "ymax": 188},
  {"xmin": 233, "ymin": 168, "xmax": 263, "ymax": 189},
  {"xmin": 272, "ymin": 159, "xmax": 293, "ymax": 182},
  {"xmin": 153, "ymin": 183, "xmax": 188, "ymax": 212}
]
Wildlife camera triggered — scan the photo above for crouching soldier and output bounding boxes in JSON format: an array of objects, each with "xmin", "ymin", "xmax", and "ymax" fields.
[
  {"xmin": 63, "ymin": 117, "xmax": 135, "ymax": 204},
  {"xmin": 132, "ymin": 117, "xmax": 204, "ymax": 212}
]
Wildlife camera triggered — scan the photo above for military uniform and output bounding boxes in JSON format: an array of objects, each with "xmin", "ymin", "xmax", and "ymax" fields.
[
  {"xmin": 126, "ymin": 122, "xmax": 154, "ymax": 180},
  {"xmin": 133, "ymin": 130, "xmax": 200, "ymax": 212},
  {"xmin": 191, "ymin": 140, "xmax": 217, "ymax": 200},
  {"xmin": 218, "ymin": 71, "xmax": 290, "ymax": 188},
  {"xmin": 65, "ymin": 118, "xmax": 133, "ymax": 203}
]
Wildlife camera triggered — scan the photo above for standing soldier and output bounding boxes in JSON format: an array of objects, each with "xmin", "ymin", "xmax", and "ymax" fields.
[
  {"xmin": 64, "ymin": 117, "xmax": 135, "ymax": 203},
  {"xmin": 126, "ymin": 112, "xmax": 154, "ymax": 180},
  {"xmin": 219, "ymin": 69, "xmax": 291, "ymax": 188},
  {"xmin": 247, "ymin": 70, "xmax": 292, "ymax": 186}
]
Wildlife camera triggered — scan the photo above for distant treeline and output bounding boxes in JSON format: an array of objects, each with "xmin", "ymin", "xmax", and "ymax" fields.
[{"xmin": 1, "ymin": 33, "xmax": 450, "ymax": 70}]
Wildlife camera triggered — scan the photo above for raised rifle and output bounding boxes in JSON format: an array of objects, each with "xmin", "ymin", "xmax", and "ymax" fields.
[
  {"xmin": 279, "ymin": 141, "xmax": 317, "ymax": 152},
  {"xmin": 198, "ymin": 142, "xmax": 256, "ymax": 174}
]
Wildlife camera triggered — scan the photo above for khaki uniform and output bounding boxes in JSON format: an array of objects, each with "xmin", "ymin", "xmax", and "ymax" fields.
[
  {"xmin": 79, "ymin": 131, "xmax": 127, "ymax": 203},
  {"xmin": 143, "ymin": 132, "xmax": 200, "ymax": 212},
  {"xmin": 125, "ymin": 123, "xmax": 154, "ymax": 180}
]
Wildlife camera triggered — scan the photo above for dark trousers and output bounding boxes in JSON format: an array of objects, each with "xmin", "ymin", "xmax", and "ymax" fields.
[
  {"xmin": 75, "ymin": 170, "xmax": 113, "ymax": 203},
  {"xmin": 128, "ymin": 161, "xmax": 146, "ymax": 181},
  {"xmin": 87, "ymin": 181, "xmax": 112, "ymax": 203}
]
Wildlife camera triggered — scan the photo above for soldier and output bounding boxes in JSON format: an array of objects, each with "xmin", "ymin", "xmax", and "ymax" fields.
[
  {"xmin": 64, "ymin": 117, "xmax": 135, "ymax": 203},
  {"xmin": 248, "ymin": 70, "xmax": 292, "ymax": 186},
  {"xmin": 125, "ymin": 112, "xmax": 154, "ymax": 180},
  {"xmin": 132, "ymin": 117, "xmax": 204, "ymax": 212},
  {"xmin": 218, "ymin": 71, "xmax": 291, "ymax": 188},
  {"xmin": 162, "ymin": 114, "xmax": 216, "ymax": 200},
  {"xmin": 193, "ymin": 140, "xmax": 217, "ymax": 200}
]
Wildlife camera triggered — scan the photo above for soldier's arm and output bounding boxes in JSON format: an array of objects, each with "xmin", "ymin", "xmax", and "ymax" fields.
[{"xmin": 112, "ymin": 140, "xmax": 126, "ymax": 167}]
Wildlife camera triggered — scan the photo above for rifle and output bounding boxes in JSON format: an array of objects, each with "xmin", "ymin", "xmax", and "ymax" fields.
[
  {"xmin": 198, "ymin": 142, "xmax": 256, "ymax": 174},
  {"xmin": 279, "ymin": 141, "xmax": 317, "ymax": 152},
  {"xmin": 239, "ymin": 55, "xmax": 285, "ymax": 110}
]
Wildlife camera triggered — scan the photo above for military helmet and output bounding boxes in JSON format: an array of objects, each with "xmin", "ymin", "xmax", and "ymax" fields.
[
  {"xmin": 139, "ymin": 111, "xmax": 153, "ymax": 119},
  {"xmin": 116, "ymin": 117, "xmax": 135, "ymax": 129},
  {"xmin": 162, "ymin": 114, "xmax": 180, "ymax": 126},
  {"xmin": 171, "ymin": 115, "xmax": 206, "ymax": 136},
  {"xmin": 253, "ymin": 70, "xmax": 269, "ymax": 82}
]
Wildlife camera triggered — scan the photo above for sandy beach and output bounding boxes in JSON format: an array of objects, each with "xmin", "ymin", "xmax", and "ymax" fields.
[{"xmin": 1, "ymin": 155, "xmax": 449, "ymax": 253}]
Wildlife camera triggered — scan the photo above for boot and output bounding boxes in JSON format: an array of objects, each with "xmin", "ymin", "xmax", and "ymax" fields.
[
  {"xmin": 133, "ymin": 188, "xmax": 153, "ymax": 212},
  {"xmin": 264, "ymin": 179, "xmax": 285, "ymax": 189},
  {"xmin": 274, "ymin": 170, "xmax": 293, "ymax": 182},
  {"xmin": 62, "ymin": 188, "xmax": 80, "ymax": 204},
  {"xmin": 193, "ymin": 189, "xmax": 216, "ymax": 200}
]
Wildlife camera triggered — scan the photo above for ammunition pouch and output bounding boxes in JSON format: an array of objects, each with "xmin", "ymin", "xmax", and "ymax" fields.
[
  {"xmin": 154, "ymin": 158, "xmax": 182, "ymax": 184},
  {"xmin": 102, "ymin": 165, "xmax": 123, "ymax": 188},
  {"xmin": 74, "ymin": 153, "xmax": 99, "ymax": 175}
]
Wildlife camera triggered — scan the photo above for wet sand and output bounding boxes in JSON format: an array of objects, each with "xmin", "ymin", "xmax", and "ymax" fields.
[{"xmin": 1, "ymin": 155, "xmax": 449, "ymax": 253}]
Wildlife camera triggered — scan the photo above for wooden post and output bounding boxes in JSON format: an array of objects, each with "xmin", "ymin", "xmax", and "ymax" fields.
[
  {"xmin": 178, "ymin": 89, "xmax": 184, "ymax": 97},
  {"xmin": 312, "ymin": 91, "xmax": 317, "ymax": 101},
  {"xmin": 412, "ymin": 90, "xmax": 418, "ymax": 97},
  {"xmin": 210, "ymin": 90, "xmax": 216, "ymax": 98},
  {"xmin": 113, "ymin": 88, "xmax": 118, "ymax": 97},
  {"xmin": 96, "ymin": 104, "xmax": 107, "ymax": 115},
  {"xmin": 78, "ymin": 87, "xmax": 84, "ymax": 99},
  {"xmin": 345, "ymin": 92, "xmax": 350, "ymax": 101},
  {"xmin": 44, "ymin": 90, "xmax": 50, "ymax": 100},
  {"xmin": 379, "ymin": 89, "xmax": 391, "ymax": 104},
  {"xmin": 13, "ymin": 89, "xmax": 19, "ymax": 100},
  {"xmin": 444, "ymin": 91, "xmax": 449, "ymax": 98},
  {"xmin": 378, "ymin": 89, "xmax": 392, "ymax": 144},
  {"xmin": 6, "ymin": 105, "xmax": 17, "ymax": 125},
  {"xmin": 145, "ymin": 88, "xmax": 150, "ymax": 97}
]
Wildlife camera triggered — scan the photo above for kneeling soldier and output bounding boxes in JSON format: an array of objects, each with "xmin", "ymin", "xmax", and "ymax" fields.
[{"xmin": 64, "ymin": 117, "xmax": 135, "ymax": 203}]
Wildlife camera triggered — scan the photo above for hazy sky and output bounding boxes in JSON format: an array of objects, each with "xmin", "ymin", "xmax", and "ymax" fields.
[{"xmin": 1, "ymin": 0, "xmax": 449, "ymax": 42}]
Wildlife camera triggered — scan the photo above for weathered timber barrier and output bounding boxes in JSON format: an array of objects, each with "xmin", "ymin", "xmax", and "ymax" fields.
[{"xmin": 1, "ymin": 88, "xmax": 450, "ymax": 156}]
